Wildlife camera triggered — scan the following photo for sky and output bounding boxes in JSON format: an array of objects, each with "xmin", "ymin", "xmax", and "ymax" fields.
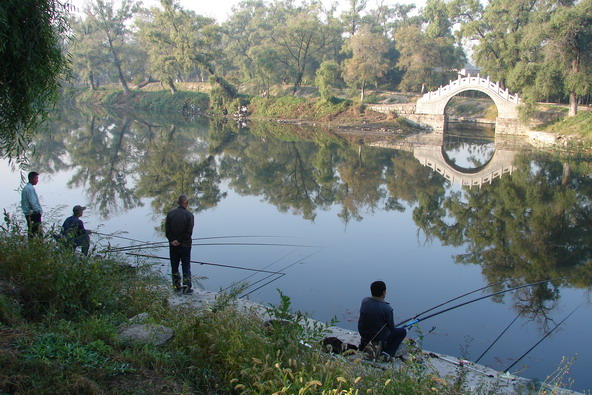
[{"xmin": 70, "ymin": 0, "xmax": 422, "ymax": 23}]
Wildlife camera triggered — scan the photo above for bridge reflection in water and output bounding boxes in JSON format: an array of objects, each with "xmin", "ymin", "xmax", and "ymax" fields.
[{"xmin": 369, "ymin": 131, "xmax": 521, "ymax": 188}]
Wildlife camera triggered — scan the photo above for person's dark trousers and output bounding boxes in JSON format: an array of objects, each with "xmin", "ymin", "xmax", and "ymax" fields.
[
  {"xmin": 169, "ymin": 245, "xmax": 192, "ymax": 291},
  {"xmin": 383, "ymin": 327, "xmax": 407, "ymax": 357},
  {"xmin": 74, "ymin": 233, "xmax": 91, "ymax": 256},
  {"xmin": 25, "ymin": 211, "xmax": 42, "ymax": 238}
]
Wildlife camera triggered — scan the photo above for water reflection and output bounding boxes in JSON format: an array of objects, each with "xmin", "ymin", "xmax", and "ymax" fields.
[
  {"xmin": 7, "ymin": 104, "xmax": 592, "ymax": 389},
  {"xmin": 39, "ymin": 107, "xmax": 592, "ymax": 302},
  {"xmin": 442, "ymin": 125, "xmax": 496, "ymax": 170}
]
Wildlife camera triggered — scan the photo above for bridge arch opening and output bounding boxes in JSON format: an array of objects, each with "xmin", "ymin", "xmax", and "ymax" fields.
[
  {"xmin": 441, "ymin": 132, "xmax": 496, "ymax": 173},
  {"xmin": 444, "ymin": 90, "xmax": 498, "ymax": 121}
]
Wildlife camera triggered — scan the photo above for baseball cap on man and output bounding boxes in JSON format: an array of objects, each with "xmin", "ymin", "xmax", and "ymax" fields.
[{"xmin": 73, "ymin": 205, "xmax": 86, "ymax": 214}]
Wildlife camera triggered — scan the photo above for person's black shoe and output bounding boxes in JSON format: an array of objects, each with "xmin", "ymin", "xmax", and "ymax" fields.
[{"xmin": 184, "ymin": 288, "xmax": 195, "ymax": 295}]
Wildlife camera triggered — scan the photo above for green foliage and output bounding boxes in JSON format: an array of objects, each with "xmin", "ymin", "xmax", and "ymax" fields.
[
  {"xmin": 74, "ymin": 88, "xmax": 209, "ymax": 113},
  {"xmin": 249, "ymin": 96, "xmax": 352, "ymax": 120},
  {"xmin": 0, "ymin": 219, "xmax": 167, "ymax": 321},
  {"xmin": 0, "ymin": 0, "xmax": 70, "ymax": 163},
  {"xmin": 543, "ymin": 111, "xmax": 592, "ymax": 147},
  {"xmin": 315, "ymin": 61, "xmax": 341, "ymax": 101},
  {"xmin": 20, "ymin": 333, "xmax": 133, "ymax": 374}
]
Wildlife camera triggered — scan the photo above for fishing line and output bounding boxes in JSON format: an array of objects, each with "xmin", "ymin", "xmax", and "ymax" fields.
[
  {"xmin": 221, "ymin": 247, "xmax": 299, "ymax": 293},
  {"xmin": 125, "ymin": 252, "xmax": 284, "ymax": 275},
  {"xmin": 108, "ymin": 241, "xmax": 320, "ymax": 253},
  {"xmin": 396, "ymin": 278, "xmax": 509, "ymax": 327},
  {"xmin": 399, "ymin": 278, "xmax": 564, "ymax": 328},
  {"xmin": 504, "ymin": 301, "xmax": 584, "ymax": 374},
  {"xmin": 102, "ymin": 235, "xmax": 298, "ymax": 253},
  {"xmin": 474, "ymin": 311, "xmax": 521, "ymax": 364},
  {"xmin": 239, "ymin": 247, "xmax": 324, "ymax": 298}
]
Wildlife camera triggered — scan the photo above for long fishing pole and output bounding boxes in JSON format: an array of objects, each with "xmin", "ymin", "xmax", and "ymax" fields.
[
  {"xmin": 125, "ymin": 252, "xmax": 285, "ymax": 275},
  {"xmin": 239, "ymin": 247, "xmax": 324, "ymax": 298},
  {"xmin": 109, "ymin": 241, "xmax": 320, "ymax": 253},
  {"xmin": 104, "ymin": 235, "xmax": 296, "ymax": 252},
  {"xmin": 221, "ymin": 247, "xmax": 299, "ymax": 293},
  {"xmin": 504, "ymin": 301, "xmax": 584, "ymax": 373},
  {"xmin": 94, "ymin": 231, "xmax": 149, "ymax": 244},
  {"xmin": 474, "ymin": 312, "xmax": 521, "ymax": 364},
  {"xmin": 396, "ymin": 278, "xmax": 509, "ymax": 327},
  {"xmin": 399, "ymin": 278, "xmax": 563, "ymax": 328}
]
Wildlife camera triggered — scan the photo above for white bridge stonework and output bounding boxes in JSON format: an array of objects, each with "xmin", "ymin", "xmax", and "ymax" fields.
[{"xmin": 415, "ymin": 74, "xmax": 520, "ymax": 119}]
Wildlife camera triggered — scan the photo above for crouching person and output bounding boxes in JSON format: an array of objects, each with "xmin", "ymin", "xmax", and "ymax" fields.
[
  {"xmin": 358, "ymin": 280, "xmax": 407, "ymax": 361},
  {"xmin": 61, "ymin": 205, "xmax": 91, "ymax": 255}
]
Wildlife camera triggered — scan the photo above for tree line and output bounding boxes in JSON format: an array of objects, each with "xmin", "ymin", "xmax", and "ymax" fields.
[
  {"xmin": 69, "ymin": 0, "xmax": 591, "ymax": 113},
  {"xmin": 1, "ymin": 0, "xmax": 591, "ymax": 162}
]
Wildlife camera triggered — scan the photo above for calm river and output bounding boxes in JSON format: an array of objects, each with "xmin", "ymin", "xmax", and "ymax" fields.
[{"xmin": 1, "ymin": 106, "xmax": 591, "ymax": 391}]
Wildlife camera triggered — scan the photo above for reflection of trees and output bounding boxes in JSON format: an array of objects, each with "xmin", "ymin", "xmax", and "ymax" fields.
[
  {"xmin": 66, "ymin": 114, "xmax": 143, "ymax": 219},
  {"xmin": 385, "ymin": 153, "xmax": 446, "ymax": 210},
  {"xmin": 413, "ymin": 152, "xmax": 592, "ymax": 319},
  {"xmin": 219, "ymin": 135, "xmax": 326, "ymax": 221},
  {"xmin": 336, "ymin": 145, "xmax": 393, "ymax": 223},
  {"xmin": 27, "ymin": 107, "xmax": 84, "ymax": 174},
  {"xmin": 135, "ymin": 124, "xmax": 226, "ymax": 221}
]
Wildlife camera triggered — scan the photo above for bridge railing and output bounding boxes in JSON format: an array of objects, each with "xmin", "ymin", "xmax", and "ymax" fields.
[{"xmin": 420, "ymin": 74, "xmax": 520, "ymax": 104}]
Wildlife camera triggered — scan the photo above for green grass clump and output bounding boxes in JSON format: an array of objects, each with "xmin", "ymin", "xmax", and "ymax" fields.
[
  {"xmin": 544, "ymin": 111, "xmax": 592, "ymax": 137},
  {"xmin": 249, "ymin": 96, "xmax": 352, "ymax": 120}
]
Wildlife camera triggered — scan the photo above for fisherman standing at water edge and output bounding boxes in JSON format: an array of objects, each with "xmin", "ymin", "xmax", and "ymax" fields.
[
  {"xmin": 21, "ymin": 171, "xmax": 43, "ymax": 238},
  {"xmin": 165, "ymin": 195, "xmax": 195, "ymax": 294},
  {"xmin": 358, "ymin": 281, "xmax": 407, "ymax": 361}
]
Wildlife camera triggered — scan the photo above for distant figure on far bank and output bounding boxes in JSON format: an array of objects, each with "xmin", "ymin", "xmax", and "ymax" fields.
[
  {"xmin": 61, "ymin": 205, "xmax": 92, "ymax": 255},
  {"xmin": 358, "ymin": 280, "xmax": 407, "ymax": 361},
  {"xmin": 165, "ymin": 195, "xmax": 195, "ymax": 294},
  {"xmin": 21, "ymin": 171, "xmax": 43, "ymax": 238}
]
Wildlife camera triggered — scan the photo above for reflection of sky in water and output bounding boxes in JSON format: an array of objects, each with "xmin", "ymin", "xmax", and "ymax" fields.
[
  {"xmin": 1, "ymin": 136, "xmax": 591, "ymax": 391},
  {"xmin": 443, "ymin": 141, "xmax": 496, "ymax": 169}
]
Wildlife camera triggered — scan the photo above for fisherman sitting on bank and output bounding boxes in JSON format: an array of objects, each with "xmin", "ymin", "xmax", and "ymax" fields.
[
  {"xmin": 358, "ymin": 280, "xmax": 407, "ymax": 361},
  {"xmin": 61, "ymin": 205, "xmax": 92, "ymax": 255}
]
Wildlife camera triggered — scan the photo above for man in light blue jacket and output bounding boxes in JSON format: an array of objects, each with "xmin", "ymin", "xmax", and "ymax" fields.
[{"xmin": 21, "ymin": 171, "xmax": 43, "ymax": 238}]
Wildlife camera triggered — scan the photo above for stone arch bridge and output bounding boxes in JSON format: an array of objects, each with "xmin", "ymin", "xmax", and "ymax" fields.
[
  {"xmin": 369, "ymin": 75, "xmax": 528, "ymax": 135},
  {"xmin": 415, "ymin": 74, "xmax": 520, "ymax": 119}
]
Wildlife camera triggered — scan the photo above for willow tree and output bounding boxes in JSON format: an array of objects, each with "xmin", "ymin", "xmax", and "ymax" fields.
[
  {"xmin": 0, "ymin": 0, "xmax": 71, "ymax": 163},
  {"xmin": 85, "ymin": 0, "xmax": 141, "ymax": 94}
]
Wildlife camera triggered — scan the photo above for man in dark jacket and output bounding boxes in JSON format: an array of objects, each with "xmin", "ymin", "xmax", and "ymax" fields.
[
  {"xmin": 165, "ymin": 195, "xmax": 195, "ymax": 294},
  {"xmin": 358, "ymin": 280, "xmax": 407, "ymax": 361},
  {"xmin": 61, "ymin": 205, "xmax": 91, "ymax": 255}
]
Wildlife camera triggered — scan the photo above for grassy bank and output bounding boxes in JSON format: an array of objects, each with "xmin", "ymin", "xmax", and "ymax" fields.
[
  {"xmin": 69, "ymin": 86, "xmax": 210, "ymax": 114},
  {"xmin": 248, "ymin": 96, "xmax": 353, "ymax": 121},
  {"xmin": 0, "ymin": 217, "xmax": 454, "ymax": 394}
]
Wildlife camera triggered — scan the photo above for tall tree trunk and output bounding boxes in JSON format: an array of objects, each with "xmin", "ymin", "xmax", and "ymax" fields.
[
  {"xmin": 106, "ymin": 36, "xmax": 130, "ymax": 94},
  {"xmin": 88, "ymin": 71, "xmax": 97, "ymax": 90},
  {"xmin": 360, "ymin": 81, "xmax": 365, "ymax": 101},
  {"xmin": 569, "ymin": 59, "xmax": 579, "ymax": 117},
  {"xmin": 167, "ymin": 78, "xmax": 177, "ymax": 94}
]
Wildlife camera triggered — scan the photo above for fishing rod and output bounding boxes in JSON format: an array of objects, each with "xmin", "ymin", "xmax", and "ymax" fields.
[
  {"xmin": 475, "ymin": 312, "xmax": 521, "ymax": 364},
  {"xmin": 100, "ymin": 235, "xmax": 296, "ymax": 252},
  {"xmin": 399, "ymin": 278, "xmax": 563, "ymax": 328},
  {"xmin": 125, "ymin": 252, "xmax": 285, "ymax": 275},
  {"xmin": 221, "ymin": 247, "xmax": 299, "ymax": 293},
  {"xmin": 93, "ymin": 231, "xmax": 149, "ymax": 244},
  {"xmin": 504, "ymin": 301, "xmax": 584, "ymax": 373},
  {"xmin": 239, "ymin": 247, "xmax": 324, "ymax": 298},
  {"xmin": 108, "ymin": 241, "xmax": 321, "ymax": 253},
  {"xmin": 396, "ymin": 278, "xmax": 509, "ymax": 327}
]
